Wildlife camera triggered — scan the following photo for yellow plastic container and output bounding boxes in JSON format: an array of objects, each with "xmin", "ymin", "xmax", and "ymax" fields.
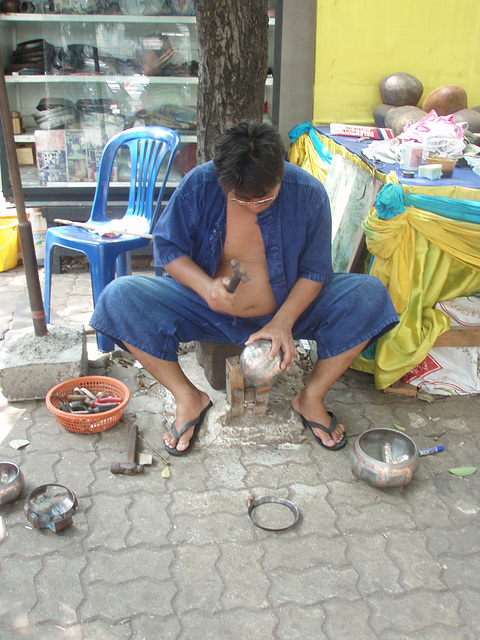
[{"xmin": 0, "ymin": 216, "xmax": 19, "ymax": 272}]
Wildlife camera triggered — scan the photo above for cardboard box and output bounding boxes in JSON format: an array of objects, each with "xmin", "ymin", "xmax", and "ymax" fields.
[
  {"xmin": 329, "ymin": 123, "xmax": 394, "ymax": 140},
  {"xmin": 12, "ymin": 112, "xmax": 23, "ymax": 135},
  {"xmin": 16, "ymin": 143, "xmax": 35, "ymax": 166}
]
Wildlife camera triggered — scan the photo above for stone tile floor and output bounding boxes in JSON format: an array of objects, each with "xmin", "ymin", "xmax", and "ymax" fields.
[{"xmin": 0, "ymin": 265, "xmax": 479, "ymax": 639}]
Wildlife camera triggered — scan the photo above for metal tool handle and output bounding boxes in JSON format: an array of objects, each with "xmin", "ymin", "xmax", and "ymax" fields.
[
  {"xmin": 126, "ymin": 424, "xmax": 138, "ymax": 463},
  {"xmin": 226, "ymin": 264, "xmax": 248, "ymax": 292}
]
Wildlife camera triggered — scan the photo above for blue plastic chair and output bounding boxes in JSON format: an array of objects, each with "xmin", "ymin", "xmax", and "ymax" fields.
[{"xmin": 43, "ymin": 126, "xmax": 180, "ymax": 352}]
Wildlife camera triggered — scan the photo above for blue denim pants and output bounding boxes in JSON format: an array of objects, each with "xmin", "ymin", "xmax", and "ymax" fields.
[{"xmin": 90, "ymin": 273, "xmax": 398, "ymax": 362}]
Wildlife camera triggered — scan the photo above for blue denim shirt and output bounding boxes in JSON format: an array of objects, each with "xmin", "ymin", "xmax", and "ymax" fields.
[{"xmin": 153, "ymin": 161, "xmax": 335, "ymax": 309}]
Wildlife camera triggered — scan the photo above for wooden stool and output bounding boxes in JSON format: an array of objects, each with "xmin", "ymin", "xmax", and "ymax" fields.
[
  {"xmin": 195, "ymin": 341, "xmax": 243, "ymax": 390},
  {"xmin": 195, "ymin": 342, "xmax": 272, "ymax": 414}
]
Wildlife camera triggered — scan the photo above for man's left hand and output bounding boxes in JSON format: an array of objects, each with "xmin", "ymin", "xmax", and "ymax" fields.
[{"xmin": 245, "ymin": 320, "xmax": 296, "ymax": 370}]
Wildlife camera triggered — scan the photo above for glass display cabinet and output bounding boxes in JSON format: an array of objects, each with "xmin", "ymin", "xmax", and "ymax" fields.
[{"xmin": 0, "ymin": 0, "xmax": 275, "ymax": 219}]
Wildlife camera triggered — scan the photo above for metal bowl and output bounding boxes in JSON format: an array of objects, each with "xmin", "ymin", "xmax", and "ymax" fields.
[
  {"xmin": 239, "ymin": 340, "xmax": 284, "ymax": 387},
  {"xmin": 349, "ymin": 428, "xmax": 419, "ymax": 488},
  {"xmin": 0, "ymin": 462, "xmax": 25, "ymax": 505},
  {"xmin": 24, "ymin": 484, "xmax": 78, "ymax": 532}
]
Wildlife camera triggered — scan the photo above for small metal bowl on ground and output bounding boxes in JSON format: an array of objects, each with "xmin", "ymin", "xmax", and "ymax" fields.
[
  {"xmin": 349, "ymin": 428, "xmax": 419, "ymax": 488},
  {"xmin": 0, "ymin": 462, "xmax": 25, "ymax": 506},
  {"xmin": 24, "ymin": 484, "xmax": 78, "ymax": 532}
]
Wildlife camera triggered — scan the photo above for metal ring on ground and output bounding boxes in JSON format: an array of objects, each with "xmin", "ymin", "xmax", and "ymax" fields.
[{"xmin": 248, "ymin": 496, "xmax": 300, "ymax": 531}]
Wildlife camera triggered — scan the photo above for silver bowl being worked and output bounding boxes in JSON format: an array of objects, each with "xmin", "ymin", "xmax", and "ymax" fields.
[
  {"xmin": 0, "ymin": 462, "xmax": 25, "ymax": 506},
  {"xmin": 349, "ymin": 428, "xmax": 419, "ymax": 488},
  {"xmin": 239, "ymin": 339, "xmax": 284, "ymax": 387}
]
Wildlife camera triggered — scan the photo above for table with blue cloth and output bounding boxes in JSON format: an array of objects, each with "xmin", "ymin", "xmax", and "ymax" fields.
[
  {"xmin": 313, "ymin": 124, "xmax": 480, "ymax": 190},
  {"xmin": 288, "ymin": 122, "xmax": 480, "ymax": 389}
]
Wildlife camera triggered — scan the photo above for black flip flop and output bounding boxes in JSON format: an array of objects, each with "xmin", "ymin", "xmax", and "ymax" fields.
[
  {"xmin": 165, "ymin": 401, "xmax": 213, "ymax": 456},
  {"xmin": 301, "ymin": 411, "xmax": 347, "ymax": 451}
]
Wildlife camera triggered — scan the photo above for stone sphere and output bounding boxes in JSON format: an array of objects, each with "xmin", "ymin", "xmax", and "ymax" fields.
[
  {"xmin": 373, "ymin": 103, "xmax": 396, "ymax": 128},
  {"xmin": 384, "ymin": 105, "xmax": 416, "ymax": 129},
  {"xmin": 390, "ymin": 107, "xmax": 426, "ymax": 137},
  {"xmin": 422, "ymin": 85, "xmax": 468, "ymax": 116},
  {"xmin": 239, "ymin": 340, "xmax": 284, "ymax": 387},
  {"xmin": 453, "ymin": 108, "xmax": 480, "ymax": 133},
  {"xmin": 379, "ymin": 72, "xmax": 423, "ymax": 107}
]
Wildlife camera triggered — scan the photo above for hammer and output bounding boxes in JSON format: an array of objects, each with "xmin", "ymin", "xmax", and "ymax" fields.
[
  {"xmin": 226, "ymin": 259, "xmax": 250, "ymax": 293},
  {"xmin": 111, "ymin": 423, "xmax": 144, "ymax": 475}
]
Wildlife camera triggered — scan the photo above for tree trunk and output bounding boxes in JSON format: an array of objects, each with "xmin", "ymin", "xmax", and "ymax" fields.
[{"xmin": 196, "ymin": 0, "xmax": 269, "ymax": 163}]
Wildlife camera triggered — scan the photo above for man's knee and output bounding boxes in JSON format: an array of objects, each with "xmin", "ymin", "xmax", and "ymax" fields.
[
  {"xmin": 333, "ymin": 273, "xmax": 392, "ymax": 307},
  {"xmin": 99, "ymin": 275, "xmax": 151, "ymax": 305}
]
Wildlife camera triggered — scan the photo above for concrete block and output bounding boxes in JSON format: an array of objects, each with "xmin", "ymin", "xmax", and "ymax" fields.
[{"xmin": 0, "ymin": 324, "xmax": 87, "ymax": 401}]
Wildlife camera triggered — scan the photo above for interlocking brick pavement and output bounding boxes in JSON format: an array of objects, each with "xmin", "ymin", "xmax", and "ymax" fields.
[{"xmin": 0, "ymin": 266, "xmax": 479, "ymax": 640}]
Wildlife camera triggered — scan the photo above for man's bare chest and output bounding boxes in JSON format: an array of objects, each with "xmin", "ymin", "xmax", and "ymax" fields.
[{"xmin": 222, "ymin": 204, "xmax": 265, "ymax": 263}]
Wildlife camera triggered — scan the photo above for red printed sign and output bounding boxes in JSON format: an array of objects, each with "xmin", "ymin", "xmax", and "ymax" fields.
[{"xmin": 402, "ymin": 354, "xmax": 442, "ymax": 383}]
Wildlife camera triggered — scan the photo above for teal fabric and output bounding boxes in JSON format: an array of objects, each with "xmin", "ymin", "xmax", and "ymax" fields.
[
  {"xmin": 375, "ymin": 183, "xmax": 480, "ymax": 224},
  {"xmin": 375, "ymin": 184, "xmax": 407, "ymax": 219},
  {"xmin": 289, "ymin": 121, "xmax": 333, "ymax": 166},
  {"xmin": 405, "ymin": 193, "xmax": 480, "ymax": 224}
]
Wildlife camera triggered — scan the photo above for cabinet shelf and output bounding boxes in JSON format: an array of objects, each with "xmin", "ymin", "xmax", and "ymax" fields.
[
  {"xmin": 0, "ymin": 13, "xmax": 274, "ymax": 25},
  {"xmin": 0, "ymin": 13, "xmax": 197, "ymax": 24},
  {"xmin": 5, "ymin": 75, "xmax": 198, "ymax": 84},
  {"xmin": 14, "ymin": 131, "xmax": 197, "ymax": 143},
  {"xmin": 6, "ymin": 75, "xmax": 272, "ymax": 86}
]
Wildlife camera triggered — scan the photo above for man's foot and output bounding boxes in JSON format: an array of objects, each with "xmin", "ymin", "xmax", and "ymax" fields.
[
  {"xmin": 164, "ymin": 392, "xmax": 212, "ymax": 454},
  {"xmin": 291, "ymin": 394, "xmax": 346, "ymax": 448},
  {"xmin": 300, "ymin": 411, "xmax": 347, "ymax": 451}
]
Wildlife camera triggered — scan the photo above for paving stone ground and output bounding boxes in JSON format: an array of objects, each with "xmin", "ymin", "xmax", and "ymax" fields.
[{"xmin": 0, "ymin": 266, "xmax": 479, "ymax": 640}]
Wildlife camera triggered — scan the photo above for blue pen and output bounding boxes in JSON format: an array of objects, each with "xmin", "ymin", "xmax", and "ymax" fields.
[{"xmin": 418, "ymin": 446, "xmax": 445, "ymax": 456}]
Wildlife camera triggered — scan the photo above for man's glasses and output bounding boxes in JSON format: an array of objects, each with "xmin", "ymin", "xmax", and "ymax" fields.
[{"xmin": 229, "ymin": 185, "xmax": 279, "ymax": 207}]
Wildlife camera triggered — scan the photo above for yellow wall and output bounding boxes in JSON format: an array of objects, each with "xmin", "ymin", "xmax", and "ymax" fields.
[{"xmin": 314, "ymin": 0, "xmax": 480, "ymax": 125}]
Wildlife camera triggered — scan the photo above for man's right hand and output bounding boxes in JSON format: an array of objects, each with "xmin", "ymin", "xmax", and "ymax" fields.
[
  {"xmin": 164, "ymin": 257, "xmax": 239, "ymax": 315},
  {"xmin": 204, "ymin": 276, "xmax": 238, "ymax": 314}
]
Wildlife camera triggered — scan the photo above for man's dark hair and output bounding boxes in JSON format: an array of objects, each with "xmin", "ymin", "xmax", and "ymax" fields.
[{"xmin": 213, "ymin": 121, "xmax": 286, "ymax": 198}]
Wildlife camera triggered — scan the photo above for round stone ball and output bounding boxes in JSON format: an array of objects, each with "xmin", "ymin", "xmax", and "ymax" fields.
[
  {"xmin": 373, "ymin": 104, "xmax": 396, "ymax": 128},
  {"xmin": 422, "ymin": 85, "xmax": 468, "ymax": 116},
  {"xmin": 379, "ymin": 72, "xmax": 424, "ymax": 107},
  {"xmin": 384, "ymin": 105, "xmax": 425, "ymax": 130},
  {"xmin": 390, "ymin": 107, "xmax": 426, "ymax": 137},
  {"xmin": 453, "ymin": 108, "xmax": 480, "ymax": 133}
]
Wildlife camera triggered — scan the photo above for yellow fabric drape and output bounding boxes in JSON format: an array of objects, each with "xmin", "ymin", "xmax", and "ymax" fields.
[
  {"xmin": 356, "ymin": 206, "xmax": 480, "ymax": 388},
  {"xmin": 288, "ymin": 132, "xmax": 330, "ymax": 184}
]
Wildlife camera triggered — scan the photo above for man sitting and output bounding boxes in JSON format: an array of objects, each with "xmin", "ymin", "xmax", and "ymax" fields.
[{"xmin": 90, "ymin": 121, "xmax": 398, "ymax": 455}]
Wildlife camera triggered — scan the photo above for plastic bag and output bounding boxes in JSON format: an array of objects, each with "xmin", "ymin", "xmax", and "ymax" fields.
[
  {"xmin": 397, "ymin": 110, "xmax": 466, "ymax": 158},
  {"xmin": 466, "ymin": 155, "xmax": 480, "ymax": 176},
  {"xmin": 402, "ymin": 296, "xmax": 480, "ymax": 395}
]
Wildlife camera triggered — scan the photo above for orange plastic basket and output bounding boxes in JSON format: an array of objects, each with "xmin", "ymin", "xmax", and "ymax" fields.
[{"xmin": 46, "ymin": 376, "xmax": 130, "ymax": 434}]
